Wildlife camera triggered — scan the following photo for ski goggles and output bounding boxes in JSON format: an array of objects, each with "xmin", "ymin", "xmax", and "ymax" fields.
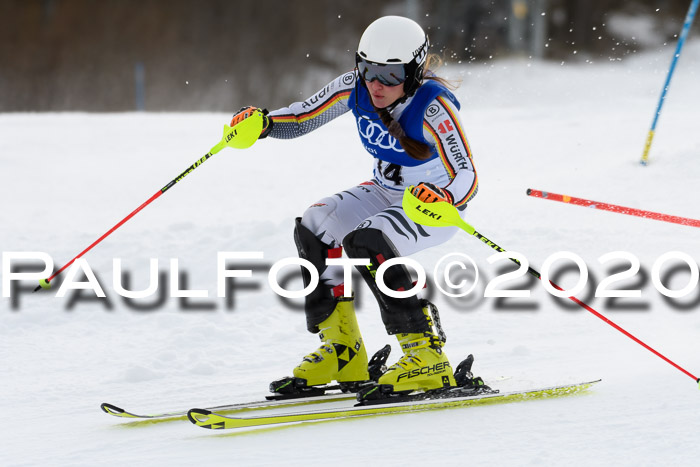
[{"xmin": 356, "ymin": 56, "xmax": 407, "ymax": 86}]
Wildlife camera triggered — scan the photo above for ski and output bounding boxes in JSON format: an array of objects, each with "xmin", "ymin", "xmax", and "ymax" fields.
[
  {"xmin": 187, "ymin": 380, "xmax": 600, "ymax": 430},
  {"xmin": 101, "ymin": 391, "xmax": 355, "ymax": 422},
  {"xmin": 101, "ymin": 345, "xmax": 394, "ymax": 423}
]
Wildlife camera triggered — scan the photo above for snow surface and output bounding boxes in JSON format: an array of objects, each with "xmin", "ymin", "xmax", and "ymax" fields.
[{"xmin": 2, "ymin": 41, "xmax": 700, "ymax": 466}]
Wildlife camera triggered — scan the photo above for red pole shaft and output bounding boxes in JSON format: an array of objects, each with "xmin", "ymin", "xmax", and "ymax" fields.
[
  {"xmin": 549, "ymin": 282, "xmax": 698, "ymax": 382},
  {"xmin": 470, "ymin": 228, "xmax": 699, "ymax": 384},
  {"xmin": 527, "ymin": 188, "xmax": 700, "ymax": 228},
  {"xmin": 37, "ymin": 149, "xmax": 218, "ymax": 291},
  {"xmin": 45, "ymin": 190, "xmax": 163, "ymax": 284}
]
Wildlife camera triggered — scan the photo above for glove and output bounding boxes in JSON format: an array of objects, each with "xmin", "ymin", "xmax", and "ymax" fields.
[
  {"xmin": 230, "ymin": 106, "xmax": 273, "ymax": 139},
  {"xmin": 411, "ymin": 182, "xmax": 454, "ymax": 204}
]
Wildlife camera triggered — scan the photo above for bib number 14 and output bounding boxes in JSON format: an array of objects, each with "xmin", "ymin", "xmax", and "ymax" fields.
[{"xmin": 378, "ymin": 161, "xmax": 403, "ymax": 186}]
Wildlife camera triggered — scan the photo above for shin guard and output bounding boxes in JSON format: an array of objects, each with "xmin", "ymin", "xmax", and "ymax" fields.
[
  {"xmin": 343, "ymin": 228, "xmax": 430, "ymax": 335},
  {"xmin": 294, "ymin": 218, "xmax": 342, "ymax": 333}
]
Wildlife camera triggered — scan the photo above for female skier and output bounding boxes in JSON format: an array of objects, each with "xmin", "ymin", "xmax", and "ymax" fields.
[{"xmin": 231, "ymin": 16, "xmax": 477, "ymax": 399}]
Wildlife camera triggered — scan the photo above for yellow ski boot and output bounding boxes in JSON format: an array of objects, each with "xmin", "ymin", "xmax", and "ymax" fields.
[
  {"xmin": 376, "ymin": 302, "xmax": 456, "ymax": 393},
  {"xmin": 291, "ymin": 298, "xmax": 369, "ymax": 390}
]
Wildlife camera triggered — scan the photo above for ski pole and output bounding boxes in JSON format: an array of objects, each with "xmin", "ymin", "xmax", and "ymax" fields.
[
  {"xmin": 402, "ymin": 189, "xmax": 700, "ymax": 388},
  {"xmin": 34, "ymin": 111, "xmax": 265, "ymax": 292},
  {"xmin": 640, "ymin": 0, "xmax": 699, "ymax": 165},
  {"xmin": 526, "ymin": 188, "xmax": 700, "ymax": 228}
]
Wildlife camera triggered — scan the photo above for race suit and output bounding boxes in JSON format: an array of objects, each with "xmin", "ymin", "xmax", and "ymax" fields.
[{"xmin": 267, "ymin": 70, "xmax": 478, "ymax": 332}]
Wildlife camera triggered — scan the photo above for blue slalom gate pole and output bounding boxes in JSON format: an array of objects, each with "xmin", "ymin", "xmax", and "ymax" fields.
[{"xmin": 640, "ymin": 0, "xmax": 700, "ymax": 165}]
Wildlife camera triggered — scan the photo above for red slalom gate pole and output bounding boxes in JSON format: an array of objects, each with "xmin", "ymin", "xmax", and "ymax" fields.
[{"xmin": 526, "ymin": 189, "xmax": 700, "ymax": 228}]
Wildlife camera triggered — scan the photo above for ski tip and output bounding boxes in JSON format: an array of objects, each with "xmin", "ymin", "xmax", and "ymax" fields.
[
  {"xmin": 697, "ymin": 378, "xmax": 700, "ymax": 390},
  {"xmin": 187, "ymin": 408, "xmax": 212, "ymax": 425},
  {"xmin": 101, "ymin": 403, "xmax": 125, "ymax": 415}
]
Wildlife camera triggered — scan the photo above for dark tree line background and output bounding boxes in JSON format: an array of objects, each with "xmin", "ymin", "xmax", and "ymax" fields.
[{"xmin": 0, "ymin": 0, "xmax": 696, "ymax": 111}]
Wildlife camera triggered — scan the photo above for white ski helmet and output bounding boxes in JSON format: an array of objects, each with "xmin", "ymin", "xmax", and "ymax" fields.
[{"xmin": 356, "ymin": 16, "xmax": 429, "ymax": 97}]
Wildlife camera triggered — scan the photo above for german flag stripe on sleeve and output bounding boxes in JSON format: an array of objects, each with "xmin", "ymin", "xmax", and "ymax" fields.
[
  {"xmin": 452, "ymin": 172, "xmax": 478, "ymax": 207},
  {"xmin": 425, "ymin": 96, "xmax": 478, "ymax": 207},
  {"xmin": 436, "ymin": 96, "xmax": 474, "ymax": 165},
  {"xmin": 271, "ymin": 90, "xmax": 351, "ymax": 124},
  {"xmin": 424, "ymin": 122, "xmax": 456, "ymax": 178}
]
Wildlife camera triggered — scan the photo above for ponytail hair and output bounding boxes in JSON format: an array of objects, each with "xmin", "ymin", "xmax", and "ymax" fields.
[
  {"xmin": 375, "ymin": 53, "xmax": 459, "ymax": 161},
  {"xmin": 374, "ymin": 106, "xmax": 433, "ymax": 160}
]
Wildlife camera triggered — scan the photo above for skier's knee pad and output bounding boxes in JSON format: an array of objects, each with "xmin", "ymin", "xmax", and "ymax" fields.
[
  {"xmin": 299, "ymin": 197, "xmax": 338, "ymax": 239},
  {"xmin": 294, "ymin": 218, "xmax": 339, "ymax": 333},
  {"xmin": 343, "ymin": 228, "xmax": 429, "ymax": 335}
]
